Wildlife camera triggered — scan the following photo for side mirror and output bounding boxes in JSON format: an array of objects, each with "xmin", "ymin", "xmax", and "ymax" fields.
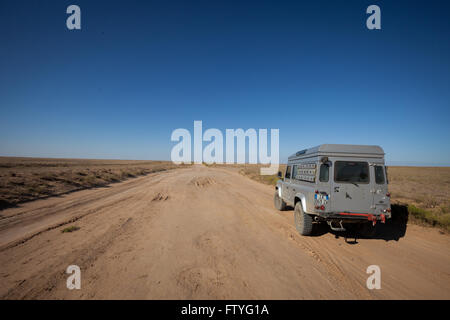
[{"xmin": 277, "ymin": 171, "xmax": 282, "ymax": 178}]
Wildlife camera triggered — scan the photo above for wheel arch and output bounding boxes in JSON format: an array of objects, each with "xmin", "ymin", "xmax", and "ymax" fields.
[
  {"xmin": 275, "ymin": 184, "xmax": 282, "ymax": 197},
  {"xmin": 294, "ymin": 193, "xmax": 307, "ymax": 212}
]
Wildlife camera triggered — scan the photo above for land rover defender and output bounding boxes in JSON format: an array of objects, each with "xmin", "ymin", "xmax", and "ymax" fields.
[{"xmin": 274, "ymin": 144, "xmax": 391, "ymax": 236}]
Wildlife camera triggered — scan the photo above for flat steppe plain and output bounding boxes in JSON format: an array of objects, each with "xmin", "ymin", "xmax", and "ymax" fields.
[{"xmin": 0, "ymin": 162, "xmax": 449, "ymax": 299}]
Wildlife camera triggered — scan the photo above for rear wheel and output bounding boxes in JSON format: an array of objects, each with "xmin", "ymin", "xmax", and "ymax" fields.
[
  {"xmin": 274, "ymin": 191, "xmax": 287, "ymax": 211},
  {"xmin": 358, "ymin": 222, "xmax": 377, "ymax": 237},
  {"xmin": 294, "ymin": 202, "xmax": 314, "ymax": 236}
]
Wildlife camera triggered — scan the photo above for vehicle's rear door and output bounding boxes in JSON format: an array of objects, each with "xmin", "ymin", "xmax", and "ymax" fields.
[
  {"xmin": 371, "ymin": 164, "xmax": 389, "ymax": 213},
  {"xmin": 331, "ymin": 160, "xmax": 372, "ymax": 213}
]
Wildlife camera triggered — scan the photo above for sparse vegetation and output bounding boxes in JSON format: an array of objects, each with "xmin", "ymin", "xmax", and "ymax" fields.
[
  {"xmin": 0, "ymin": 157, "xmax": 189, "ymax": 210},
  {"xmin": 61, "ymin": 226, "xmax": 80, "ymax": 233},
  {"xmin": 407, "ymin": 204, "xmax": 450, "ymax": 231}
]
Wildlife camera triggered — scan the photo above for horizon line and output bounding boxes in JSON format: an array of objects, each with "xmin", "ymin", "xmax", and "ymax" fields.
[{"xmin": 0, "ymin": 155, "xmax": 449, "ymax": 168}]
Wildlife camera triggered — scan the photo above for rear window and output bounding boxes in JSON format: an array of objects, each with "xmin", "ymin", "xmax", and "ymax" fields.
[
  {"xmin": 375, "ymin": 165, "xmax": 385, "ymax": 184},
  {"xmin": 334, "ymin": 161, "xmax": 369, "ymax": 183}
]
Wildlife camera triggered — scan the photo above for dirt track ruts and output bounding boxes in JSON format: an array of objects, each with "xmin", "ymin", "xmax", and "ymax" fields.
[{"xmin": 0, "ymin": 165, "xmax": 449, "ymax": 299}]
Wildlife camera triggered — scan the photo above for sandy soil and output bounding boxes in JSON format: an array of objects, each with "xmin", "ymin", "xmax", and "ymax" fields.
[
  {"xmin": 0, "ymin": 165, "xmax": 449, "ymax": 299},
  {"xmin": 0, "ymin": 157, "xmax": 181, "ymax": 209}
]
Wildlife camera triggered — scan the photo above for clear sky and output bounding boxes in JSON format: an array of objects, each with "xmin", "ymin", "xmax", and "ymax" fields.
[{"xmin": 1, "ymin": 0, "xmax": 449, "ymax": 165}]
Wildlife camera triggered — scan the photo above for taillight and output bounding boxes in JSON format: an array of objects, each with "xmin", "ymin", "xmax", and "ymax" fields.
[{"xmin": 386, "ymin": 192, "xmax": 391, "ymax": 197}]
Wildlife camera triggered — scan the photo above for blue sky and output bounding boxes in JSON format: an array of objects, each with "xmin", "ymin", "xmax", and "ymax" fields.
[{"xmin": 0, "ymin": 0, "xmax": 449, "ymax": 165}]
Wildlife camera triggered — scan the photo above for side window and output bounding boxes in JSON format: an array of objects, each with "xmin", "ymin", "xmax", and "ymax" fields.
[
  {"xmin": 292, "ymin": 163, "xmax": 316, "ymax": 183},
  {"xmin": 285, "ymin": 165, "xmax": 292, "ymax": 179},
  {"xmin": 319, "ymin": 164, "xmax": 329, "ymax": 182},
  {"xmin": 375, "ymin": 165, "xmax": 385, "ymax": 184},
  {"xmin": 292, "ymin": 165, "xmax": 298, "ymax": 180}
]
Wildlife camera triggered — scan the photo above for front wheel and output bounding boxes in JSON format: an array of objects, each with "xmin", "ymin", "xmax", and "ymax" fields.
[
  {"xmin": 294, "ymin": 202, "xmax": 314, "ymax": 236},
  {"xmin": 274, "ymin": 191, "xmax": 287, "ymax": 211}
]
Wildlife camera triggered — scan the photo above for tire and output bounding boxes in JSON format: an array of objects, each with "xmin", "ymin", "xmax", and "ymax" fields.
[
  {"xmin": 274, "ymin": 191, "xmax": 287, "ymax": 211},
  {"xmin": 294, "ymin": 201, "xmax": 314, "ymax": 236}
]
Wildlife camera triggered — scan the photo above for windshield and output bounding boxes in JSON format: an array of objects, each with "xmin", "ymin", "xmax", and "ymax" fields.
[{"xmin": 334, "ymin": 161, "xmax": 369, "ymax": 183}]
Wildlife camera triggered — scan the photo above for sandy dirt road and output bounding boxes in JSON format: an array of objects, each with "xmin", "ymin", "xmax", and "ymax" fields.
[{"xmin": 0, "ymin": 165, "xmax": 449, "ymax": 299}]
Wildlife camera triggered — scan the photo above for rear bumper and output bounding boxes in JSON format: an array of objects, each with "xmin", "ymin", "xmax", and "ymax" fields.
[{"xmin": 316, "ymin": 212, "xmax": 388, "ymax": 224}]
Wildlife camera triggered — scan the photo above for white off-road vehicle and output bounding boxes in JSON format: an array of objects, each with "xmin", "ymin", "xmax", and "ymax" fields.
[{"xmin": 274, "ymin": 144, "xmax": 391, "ymax": 236}]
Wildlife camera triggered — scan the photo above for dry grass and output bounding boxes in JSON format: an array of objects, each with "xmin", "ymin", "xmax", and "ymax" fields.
[
  {"xmin": 0, "ymin": 157, "xmax": 188, "ymax": 210},
  {"xmin": 386, "ymin": 166, "xmax": 450, "ymax": 231},
  {"xmin": 207, "ymin": 163, "xmax": 450, "ymax": 232},
  {"xmin": 61, "ymin": 226, "xmax": 80, "ymax": 233}
]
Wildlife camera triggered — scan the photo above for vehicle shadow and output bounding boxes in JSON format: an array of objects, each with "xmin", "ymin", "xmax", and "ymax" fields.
[{"xmin": 311, "ymin": 204, "xmax": 409, "ymax": 243}]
